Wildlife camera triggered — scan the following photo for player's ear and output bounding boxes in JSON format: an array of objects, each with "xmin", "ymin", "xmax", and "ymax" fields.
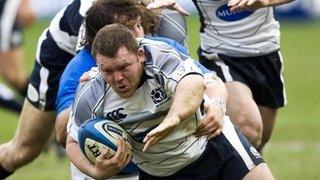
[{"xmin": 137, "ymin": 48, "xmax": 145, "ymax": 63}]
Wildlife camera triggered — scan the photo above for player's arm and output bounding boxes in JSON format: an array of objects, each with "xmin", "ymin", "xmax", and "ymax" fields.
[
  {"xmin": 66, "ymin": 135, "xmax": 97, "ymax": 177},
  {"xmin": 66, "ymin": 135, "xmax": 130, "ymax": 179},
  {"xmin": 66, "ymin": 85, "xmax": 131, "ymax": 179},
  {"xmin": 141, "ymin": 0, "xmax": 189, "ymax": 16},
  {"xmin": 195, "ymin": 73, "xmax": 228, "ymax": 139},
  {"xmin": 143, "ymin": 73, "xmax": 205, "ymax": 151},
  {"xmin": 55, "ymin": 108, "xmax": 71, "ymax": 148},
  {"xmin": 228, "ymin": 0, "xmax": 295, "ymax": 11},
  {"xmin": 181, "ymin": 60, "xmax": 227, "ymax": 139},
  {"xmin": 55, "ymin": 49, "xmax": 96, "ymax": 147}
]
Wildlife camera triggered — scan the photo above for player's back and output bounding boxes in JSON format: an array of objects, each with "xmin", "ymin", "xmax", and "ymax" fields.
[{"xmin": 193, "ymin": 0, "xmax": 280, "ymax": 57}]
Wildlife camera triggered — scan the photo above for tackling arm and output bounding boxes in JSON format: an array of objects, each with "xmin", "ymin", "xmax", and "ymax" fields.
[
  {"xmin": 167, "ymin": 74, "xmax": 205, "ymax": 122},
  {"xmin": 195, "ymin": 73, "xmax": 228, "ymax": 139},
  {"xmin": 141, "ymin": 0, "xmax": 189, "ymax": 16},
  {"xmin": 143, "ymin": 74, "xmax": 205, "ymax": 151},
  {"xmin": 228, "ymin": 0, "xmax": 295, "ymax": 11}
]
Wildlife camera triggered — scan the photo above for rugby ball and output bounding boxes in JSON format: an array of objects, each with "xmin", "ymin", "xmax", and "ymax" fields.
[{"xmin": 78, "ymin": 118, "xmax": 136, "ymax": 174}]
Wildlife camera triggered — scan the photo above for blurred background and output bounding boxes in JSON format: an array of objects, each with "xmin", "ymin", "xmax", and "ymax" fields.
[{"xmin": 0, "ymin": 0, "xmax": 319, "ymax": 179}]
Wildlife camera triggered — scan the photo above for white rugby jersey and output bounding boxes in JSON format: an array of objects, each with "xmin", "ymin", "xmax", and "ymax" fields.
[
  {"xmin": 192, "ymin": 0, "xmax": 280, "ymax": 57},
  {"xmin": 49, "ymin": 0, "xmax": 95, "ymax": 55},
  {"xmin": 68, "ymin": 38, "xmax": 207, "ymax": 176}
]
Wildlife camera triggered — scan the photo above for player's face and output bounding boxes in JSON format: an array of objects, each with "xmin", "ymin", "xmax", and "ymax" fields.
[
  {"xmin": 130, "ymin": 17, "xmax": 144, "ymax": 38},
  {"xmin": 96, "ymin": 47, "xmax": 145, "ymax": 98}
]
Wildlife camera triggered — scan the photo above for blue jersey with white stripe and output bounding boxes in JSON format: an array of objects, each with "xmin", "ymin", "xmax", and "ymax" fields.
[{"xmin": 56, "ymin": 47, "xmax": 95, "ymax": 114}]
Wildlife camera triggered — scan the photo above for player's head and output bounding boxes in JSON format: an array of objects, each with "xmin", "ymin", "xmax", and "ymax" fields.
[
  {"xmin": 92, "ymin": 24, "xmax": 145, "ymax": 98},
  {"xmin": 83, "ymin": 0, "xmax": 156, "ymax": 47}
]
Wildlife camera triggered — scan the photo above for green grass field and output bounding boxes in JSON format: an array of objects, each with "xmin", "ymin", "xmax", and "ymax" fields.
[{"xmin": 0, "ymin": 16, "xmax": 320, "ymax": 179}]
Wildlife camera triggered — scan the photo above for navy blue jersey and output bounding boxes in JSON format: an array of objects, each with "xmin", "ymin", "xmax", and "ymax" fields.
[{"xmin": 48, "ymin": 0, "xmax": 94, "ymax": 55}]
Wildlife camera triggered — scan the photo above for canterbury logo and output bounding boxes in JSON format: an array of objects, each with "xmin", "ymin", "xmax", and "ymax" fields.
[{"xmin": 105, "ymin": 108, "xmax": 127, "ymax": 121}]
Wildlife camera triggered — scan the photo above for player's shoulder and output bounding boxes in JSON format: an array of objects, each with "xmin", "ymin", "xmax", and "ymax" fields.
[
  {"xmin": 72, "ymin": 75, "xmax": 106, "ymax": 118},
  {"xmin": 139, "ymin": 38, "xmax": 182, "ymax": 66},
  {"xmin": 74, "ymin": 75, "xmax": 105, "ymax": 103},
  {"xmin": 139, "ymin": 38, "xmax": 178, "ymax": 53}
]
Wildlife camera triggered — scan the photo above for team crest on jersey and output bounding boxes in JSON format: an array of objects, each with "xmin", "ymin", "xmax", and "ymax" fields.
[
  {"xmin": 104, "ymin": 108, "xmax": 127, "ymax": 122},
  {"xmin": 151, "ymin": 88, "xmax": 170, "ymax": 107},
  {"xmin": 216, "ymin": 4, "xmax": 253, "ymax": 22}
]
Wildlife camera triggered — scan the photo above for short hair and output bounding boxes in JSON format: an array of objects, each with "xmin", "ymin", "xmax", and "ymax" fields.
[
  {"xmin": 91, "ymin": 24, "xmax": 139, "ymax": 58},
  {"xmin": 83, "ymin": 0, "xmax": 141, "ymax": 46}
]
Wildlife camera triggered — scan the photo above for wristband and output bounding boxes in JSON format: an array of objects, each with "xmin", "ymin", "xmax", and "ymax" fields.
[{"xmin": 207, "ymin": 97, "xmax": 226, "ymax": 114}]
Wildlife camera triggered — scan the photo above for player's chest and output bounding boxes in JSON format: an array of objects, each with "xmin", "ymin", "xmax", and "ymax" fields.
[{"xmin": 101, "ymin": 81, "xmax": 172, "ymax": 123}]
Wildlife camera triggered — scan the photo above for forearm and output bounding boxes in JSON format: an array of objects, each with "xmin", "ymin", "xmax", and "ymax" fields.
[
  {"xmin": 204, "ymin": 73, "xmax": 228, "ymax": 107},
  {"xmin": 167, "ymin": 74, "xmax": 205, "ymax": 121},
  {"xmin": 229, "ymin": 0, "xmax": 294, "ymax": 11},
  {"xmin": 66, "ymin": 136, "xmax": 96, "ymax": 178},
  {"xmin": 194, "ymin": 74, "xmax": 227, "ymax": 139},
  {"xmin": 55, "ymin": 108, "xmax": 71, "ymax": 148},
  {"xmin": 265, "ymin": 0, "xmax": 294, "ymax": 7}
]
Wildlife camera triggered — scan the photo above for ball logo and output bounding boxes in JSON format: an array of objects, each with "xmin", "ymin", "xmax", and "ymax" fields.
[
  {"xmin": 103, "ymin": 124, "xmax": 123, "ymax": 137},
  {"xmin": 216, "ymin": 4, "xmax": 253, "ymax": 22},
  {"xmin": 86, "ymin": 143, "xmax": 101, "ymax": 157}
]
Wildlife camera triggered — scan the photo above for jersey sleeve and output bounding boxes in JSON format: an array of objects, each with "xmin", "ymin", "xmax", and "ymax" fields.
[
  {"xmin": 145, "ymin": 35, "xmax": 188, "ymax": 55},
  {"xmin": 161, "ymin": 58, "xmax": 203, "ymax": 93},
  {"xmin": 67, "ymin": 80, "xmax": 91, "ymax": 141},
  {"xmin": 67, "ymin": 78, "xmax": 98, "ymax": 141},
  {"xmin": 56, "ymin": 48, "xmax": 96, "ymax": 114},
  {"xmin": 68, "ymin": 75, "xmax": 106, "ymax": 141},
  {"xmin": 141, "ymin": 39, "xmax": 203, "ymax": 93}
]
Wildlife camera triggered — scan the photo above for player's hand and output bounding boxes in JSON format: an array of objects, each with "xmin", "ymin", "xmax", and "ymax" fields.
[
  {"xmin": 93, "ymin": 139, "xmax": 132, "ymax": 179},
  {"xmin": 143, "ymin": 116, "xmax": 180, "ymax": 152},
  {"xmin": 195, "ymin": 101, "xmax": 224, "ymax": 139},
  {"xmin": 80, "ymin": 67, "xmax": 100, "ymax": 83},
  {"xmin": 228, "ymin": 0, "xmax": 268, "ymax": 12},
  {"xmin": 146, "ymin": 0, "xmax": 190, "ymax": 16}
]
